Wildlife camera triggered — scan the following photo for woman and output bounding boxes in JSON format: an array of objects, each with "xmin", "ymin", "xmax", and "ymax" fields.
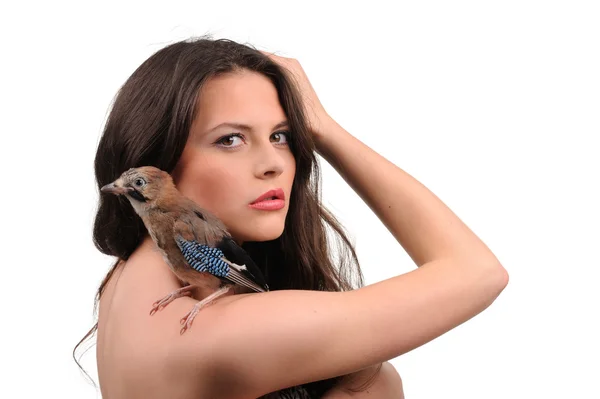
[{"xmin": 75, "ymin": 37, "xmax": 508, "ymax": 398}]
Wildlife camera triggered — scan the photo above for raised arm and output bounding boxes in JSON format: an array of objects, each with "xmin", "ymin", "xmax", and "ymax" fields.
[
  {"xmin": 143, "ymin": 54, "xmax": 507, "ymax": 397},
  {"xmin": 315, "ymin": 117, "xmax": 501, "ymax": 267},
  {"xmin": 157, "ymin": 119, "xmax": 508, "ymax": 398}
]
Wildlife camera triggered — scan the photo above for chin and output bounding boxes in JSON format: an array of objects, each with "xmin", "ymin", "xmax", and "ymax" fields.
[
  {"xmin": 230, "ymin": 219, "xmax": 286, "ymax": 243},
  {"xmin": 223, "ymin": 208, "xmax": 289, "ymax": 243},
  {"xmin": 236, "ymin": 227, "xmax": 284, "ymax": 243}
]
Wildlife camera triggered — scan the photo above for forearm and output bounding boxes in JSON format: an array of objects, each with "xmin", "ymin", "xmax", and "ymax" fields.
[{"xmin": 315, "ymin": 118, "xmax": 500, "ymax": 267}]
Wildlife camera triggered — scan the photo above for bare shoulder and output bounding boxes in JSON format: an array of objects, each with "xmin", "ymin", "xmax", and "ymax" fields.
[
  {"xmin": 167, "ymin": 260, "xmax": 506, "ymax": 398},
  {"xmin": 97, "ymin": 246, "xmax": 506, "ymax": 399},
  {"xmin": 96, "ymin": 248, "xmax": 213, "ymax": 398}
]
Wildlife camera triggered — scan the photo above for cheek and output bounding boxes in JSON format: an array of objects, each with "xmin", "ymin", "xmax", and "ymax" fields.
[
  {"xmin": 286, "ymin": 154, "xmax": 297, "ymax": 185},
  {"xmin": 177, "ymin": 157, "xmax": 244, "ymax": 214},
  {"xmin": 291, "ymin": 156, "xmax": 297, "ymax": 177}
]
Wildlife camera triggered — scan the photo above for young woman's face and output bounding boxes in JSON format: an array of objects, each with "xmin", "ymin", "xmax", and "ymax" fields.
[{"xmin": 173, "ymin": 69, "xmax": 296, "ymax": 243}]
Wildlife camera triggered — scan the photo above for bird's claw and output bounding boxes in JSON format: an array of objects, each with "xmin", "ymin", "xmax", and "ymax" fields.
[
  {"xmin": 149, "ymin": 286, "xmax": 194, "ymax": 316},
  {"xmin": 178, "ymin": 285, "xmax": 232, "ymax": 334},
  {"xmin": 180, "ymin": 306, "xmax": 200, "ymax": 335}
]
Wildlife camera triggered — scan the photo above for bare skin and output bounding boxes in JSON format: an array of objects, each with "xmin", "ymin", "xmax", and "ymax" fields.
[
  {"xmin": 322, "ymin": 362, "xmax": 404, "ymax": 398},
  {"xmin": 96, "ymin": 56, "xmax": 508, "ymax": 398},
  {"xmin": 97, "ymin": 245, "xmax": 404, "ymax": 398}
]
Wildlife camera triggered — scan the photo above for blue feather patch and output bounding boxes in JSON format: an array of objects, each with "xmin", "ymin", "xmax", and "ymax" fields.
[{"xmin": 175, "ymin": 237, "xmax": 230, "ymax": 278}]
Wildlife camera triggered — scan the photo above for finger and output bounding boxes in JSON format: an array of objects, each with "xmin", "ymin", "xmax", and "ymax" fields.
[
  {"xmin": 259, "ymin": 49, "xmax": 289, "ymax": 62},
  {"xmin": 259, "ymin": 49, "xmax": 276, "ymax": 58}
]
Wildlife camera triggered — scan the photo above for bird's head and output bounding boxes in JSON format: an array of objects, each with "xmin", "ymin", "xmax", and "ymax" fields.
[{"xmin": 101, "ymin": 166, "xmax": 175, "ymax": 213}]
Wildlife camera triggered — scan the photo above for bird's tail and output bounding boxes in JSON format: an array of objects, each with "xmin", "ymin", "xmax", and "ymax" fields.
[{"xmin": 221, "ymin": 258, "xmax": 268, "ymax": 293}]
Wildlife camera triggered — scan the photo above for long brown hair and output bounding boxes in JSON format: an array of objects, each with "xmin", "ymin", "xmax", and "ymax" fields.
[{"xmin": 75, "ymin": 36, "xmax": 380, "ymax": 397}]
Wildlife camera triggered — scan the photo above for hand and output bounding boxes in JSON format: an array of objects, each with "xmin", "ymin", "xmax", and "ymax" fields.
[{"xmin": 260, "ymin": 51, "xmax": 334, "ymax": 148}]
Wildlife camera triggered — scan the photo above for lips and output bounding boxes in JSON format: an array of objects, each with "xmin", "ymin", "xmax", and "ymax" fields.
[
  {"xmin": 249, "ymin": 188, "xmax": 286, "ymax": 211},
  {"xmin": 250, "ymin": 188, "xmax": 285, "ymax": 205}
]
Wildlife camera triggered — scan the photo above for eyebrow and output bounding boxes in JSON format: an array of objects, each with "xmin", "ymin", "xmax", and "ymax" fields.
[{"xmin": 206, "ymin": 120, "xmax": 289, "ymax": 134}]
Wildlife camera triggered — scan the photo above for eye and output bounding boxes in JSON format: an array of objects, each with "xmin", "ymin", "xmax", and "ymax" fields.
[
  {"xmin": 134, "ymin": 178, "xmax": 146, "ymax": 187},
  {"xmin": 194, "ymin": 210, "xmax": 205, "ymax": 220},
  {"xmin": 215, "ymin": 133, "xmax": 245, "ymax": 148},
  {"xmin": 270, "ymin": 131, "xmax": 289, "ymax": 145}
]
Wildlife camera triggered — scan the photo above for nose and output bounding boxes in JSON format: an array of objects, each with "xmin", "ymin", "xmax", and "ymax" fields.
[{"xmin": 253, "ymin": 141, "xmax": 285, "ymax": 179}]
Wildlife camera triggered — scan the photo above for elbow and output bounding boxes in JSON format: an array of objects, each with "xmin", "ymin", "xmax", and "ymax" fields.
[
  {"xmin": 493, "ymin": 262, "xmax": 509, "ymax": 290},
  {"xmin": 484, "ymin": 262, "xmax": 509, "ymax": 304},
  {"xmin": 471, "ymin": 253, "xmax": 509, "ymax": 291},
  {"xmin": 456, "ymin": 255, "xmax": 509, "ymax": 292},
  {"xmin": 458, "ymin": 256, "xmax": 509, "ymax": 306}
]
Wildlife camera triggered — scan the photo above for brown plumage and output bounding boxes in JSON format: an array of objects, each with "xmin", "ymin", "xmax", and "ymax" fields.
[{"xmin": 101, "ymin": 166, "xmax": 269, "ymax": 333}]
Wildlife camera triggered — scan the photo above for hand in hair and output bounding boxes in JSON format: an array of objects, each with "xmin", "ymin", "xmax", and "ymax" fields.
[{"xmin": 261, "ymin": 50, "xmax": 334, "ymax": 151}]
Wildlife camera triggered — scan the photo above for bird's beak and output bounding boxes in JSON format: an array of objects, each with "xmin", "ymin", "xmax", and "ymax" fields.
[{"xmin": 101, "ymin": 182, "xmax": 132, "ymax": 195}]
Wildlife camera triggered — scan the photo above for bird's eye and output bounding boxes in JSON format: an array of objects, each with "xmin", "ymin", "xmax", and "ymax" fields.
[{"xmin": 134, "ymin": 178, "xmax": 146, "ymax": 187}]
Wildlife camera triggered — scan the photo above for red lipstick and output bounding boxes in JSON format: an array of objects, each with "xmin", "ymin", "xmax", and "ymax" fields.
[{"xmin": 249, "ymin": 188, "xmax": 285, "ymax": 211}]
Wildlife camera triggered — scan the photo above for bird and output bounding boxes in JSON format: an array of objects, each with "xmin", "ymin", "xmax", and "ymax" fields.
[{"xmin": 100, "ymin": 166, "xmax": 269, "ymax": 334}]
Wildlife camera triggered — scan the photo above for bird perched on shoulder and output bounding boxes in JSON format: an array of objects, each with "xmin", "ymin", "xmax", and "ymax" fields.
[{"xmin": 101, "ymin": 166, "xmax": 269, "ymax": 334}]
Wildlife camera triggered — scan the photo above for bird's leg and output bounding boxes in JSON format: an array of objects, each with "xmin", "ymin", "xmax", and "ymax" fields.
[
  {"xmin": 180, "ymin": 285, "xmax": 233, "ymax": 335},
  {"xmin": 150, "ymin": 284, "xmax": 196, "ymax": 316}
]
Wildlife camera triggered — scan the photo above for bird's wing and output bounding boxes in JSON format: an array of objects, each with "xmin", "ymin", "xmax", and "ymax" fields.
[
  {"xmin": 173, "ymin": 210, "xmax": 269, "ymax": 293},
  {"xmin": 216, "ymin": 236, "xmax": 269, "ymax": 291}
]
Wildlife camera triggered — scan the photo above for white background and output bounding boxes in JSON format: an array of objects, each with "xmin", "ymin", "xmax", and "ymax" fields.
[{"xmin": 1, "ymin": 1, "xmax": 598, "ymax": 398}]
